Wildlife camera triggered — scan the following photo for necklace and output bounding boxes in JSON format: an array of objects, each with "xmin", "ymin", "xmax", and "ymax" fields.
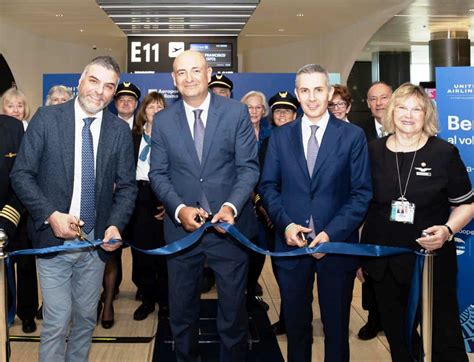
[{"xmin": 394, "ymin": 134, "xmax": 422, "ymax": 200}]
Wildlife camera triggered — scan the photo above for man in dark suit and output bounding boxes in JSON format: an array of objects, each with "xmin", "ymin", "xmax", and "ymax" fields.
[
  {"xmin": 260, "ymin": 64, "xmax": 372, "ymax": 362},
  {"xmin": 352, "ymin": 81, "xmax": 392, "ymax": 341},
  {"xmin": 11, "ymin": 56, "xmax": 137, "ymax": 361},
  {"xmin": 353, "ymin": 81, "xmax": 392, "ymax": 142},
  {"xmin": 149, "ymin": 50, "xmax": 259, "ymax": 362}
]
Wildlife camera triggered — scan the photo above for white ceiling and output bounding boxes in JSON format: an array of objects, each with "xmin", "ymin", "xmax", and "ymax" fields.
[{"xmin": 0, "ymin": 0, "xmax": 472, "ymax": 62}]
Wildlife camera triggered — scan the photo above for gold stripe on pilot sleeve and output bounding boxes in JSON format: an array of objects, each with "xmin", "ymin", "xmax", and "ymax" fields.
[
  {"xmin": 4, "ymin": 205, "xmax": 20, "ymax": 221},
  {"xmin": 0, "ymin": 211, "xmax": 18, "ymax": 226},
  {"xmin": 5, "ymin": 152, "xmax": 17, "ymax": 158}
]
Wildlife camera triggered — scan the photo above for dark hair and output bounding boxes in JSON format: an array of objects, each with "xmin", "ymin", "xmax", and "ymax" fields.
[
  {"xmin": 134, "ymin": 92, "xmax": 166, "ymax": 134},
  {"xmin": 84, "ymin": 56, "xmax": 121, "ymax": 77},
  {"xmin": 332, "ymin": 84, "xmax": 352, "ymax": 105}
]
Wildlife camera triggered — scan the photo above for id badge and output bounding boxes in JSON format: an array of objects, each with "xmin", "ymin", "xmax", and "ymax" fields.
[{"xmin": 390, "ymin": 198, "xmax": 415, "ymax": 224}]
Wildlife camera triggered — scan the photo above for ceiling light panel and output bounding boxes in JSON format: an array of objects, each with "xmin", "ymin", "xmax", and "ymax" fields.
[{"xmin": 97, "ymin": 0, "xmax": 259, "ymax": 36}]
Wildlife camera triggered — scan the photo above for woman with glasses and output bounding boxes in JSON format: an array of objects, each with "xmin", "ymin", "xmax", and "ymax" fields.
[
  {"xmin": 361, "ymin": 83, "xmax": 472, "ymax": 361},
  {"xmin": 328, "ymin": 84, "xmax": 352, "ymax": 122}
]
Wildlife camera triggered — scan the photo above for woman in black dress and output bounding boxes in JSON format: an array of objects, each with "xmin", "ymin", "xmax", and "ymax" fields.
[
  {"xmin": 130, "ymin": 92, "xmax": 169, "ymax": 321},
  {"xmin": 361, "ymin": 83, "xmax": 473, "ymax": 362}
]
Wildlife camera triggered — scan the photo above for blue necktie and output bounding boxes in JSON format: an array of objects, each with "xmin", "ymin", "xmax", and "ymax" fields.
[
  {"xmin": 139, "ymin": 133, "xmax": 151, "ymax": 162},
  {"xmin": 81, "ymin": 117, "xmax": 96, "ymax": 234}
]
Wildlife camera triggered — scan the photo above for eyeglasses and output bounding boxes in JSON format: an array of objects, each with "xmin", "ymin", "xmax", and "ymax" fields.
[
  {"xmin": 273, "ymin": 109, "xmax": 294, "ymax": 116},
  {"xmin": 328, "ymin": 101, "xmax": 347, "ymax": 110}
]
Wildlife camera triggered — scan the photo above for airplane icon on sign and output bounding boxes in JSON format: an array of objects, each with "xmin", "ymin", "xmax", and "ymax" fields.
[{"xmin": 169, "ymin": 42, "xmax": 185, "ymax": 57}]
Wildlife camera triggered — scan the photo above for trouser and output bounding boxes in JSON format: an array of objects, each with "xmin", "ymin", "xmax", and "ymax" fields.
[
  {"xmin": 36, "ymin": 238, "xmax": 105, "ymax": 362},
  {"xmin": 167, "ymin": 230, "xmax": 249, "ymax": 362}
]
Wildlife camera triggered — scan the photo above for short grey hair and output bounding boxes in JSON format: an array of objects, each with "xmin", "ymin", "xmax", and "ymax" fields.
[
  {"xmin": 83, "ymin": 56, "xmax": 121, "ymax": 78},
  {"xmin": 240, "ymin": 90, "xmax": 269, "ymax": 117},
  {"xmin": 45, "ymin": 85, "xmax": 73, "ymax": 105},
  {"xmin": 295, "ymin": 64, "xmax": 330, "ymax": 90}
]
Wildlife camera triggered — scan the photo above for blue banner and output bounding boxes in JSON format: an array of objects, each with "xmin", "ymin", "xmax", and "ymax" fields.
[{"xmin": 436, "ymin": 66, "xmax": 474, "ymax": 353}]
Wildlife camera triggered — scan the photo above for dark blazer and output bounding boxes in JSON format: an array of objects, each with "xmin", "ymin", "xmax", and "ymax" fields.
[
  {"xmin": 149, "ymin": 93, "xmax": 259, "ymax": 243},
  {"xmin": 0, "ymin": 115, "xmax": 24, "ymax": 237},
  {"xmin": 353, "ymin": 117, "xmax": 378, "ymax": 143},
  {"xmin": 11, "ymin": 99, "xmax": 138, "ymax": 249},
  {"xmin": 259, "ymin": 114, "xmax": 372, "ymax": 270}
]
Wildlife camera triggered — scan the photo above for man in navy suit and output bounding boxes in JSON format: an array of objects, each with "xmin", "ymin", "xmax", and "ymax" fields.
[
  {"xmin": 11, "ymin": 56, "xmax": 137, "ymax": 361},
  {"xmin": 149, "ymin": 50, "xmax": 258, "ymax": 362},
  {"xmin": 260, "ymin": 64, "xmax": 372, "ymax": 362}
]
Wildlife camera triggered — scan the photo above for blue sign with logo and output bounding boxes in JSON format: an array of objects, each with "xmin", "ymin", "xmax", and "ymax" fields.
[{"xmin": 436, "ymin": 66, "xmax": 474, "ymax": 353}]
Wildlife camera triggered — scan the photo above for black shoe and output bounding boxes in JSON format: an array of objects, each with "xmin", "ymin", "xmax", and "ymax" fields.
[
  {"xmin": 247, "ymin": 296, "xmax": 269, "ymax": 311},
  {"xmin": 358, "ymin": 321, "xmax": 382, "ymax": 340},
  {"xmin": 255, "ymin": 282, "xmax": 263, "ymax": 296},
  {"xmin": 271, "ymin": 320, "xmax": 286, "ymax": 335},
  {"xmin": 135, "ymin": 289, "xmax": 144, "ymax": 301},
  {"xmin": 133, "ymin": 302, "xmax": 155, "ymax": 321},
  {"xmin": 158, "ymin": 304, "xmax": 169, "ymax": 318},
  {"xmin": 36, "ymin": 304, "xmax": 43, "ymax": 320},
  {"xmin": 22, "ymin": 319, "xmax": 37, "ymax": 334}
]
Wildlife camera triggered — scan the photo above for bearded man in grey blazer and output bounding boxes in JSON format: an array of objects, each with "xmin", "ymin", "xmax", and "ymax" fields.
[{"xmin": 11, "ymin": 56, "xmax": 137, "ymax": 362}]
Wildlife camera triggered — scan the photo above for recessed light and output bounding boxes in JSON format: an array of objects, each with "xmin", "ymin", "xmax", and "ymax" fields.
[
  {"xmin": 80, "ymin": 29, "xmax": 84, "ymax": 32},
  {"xmin": 296, "ymin": 13, "xmax": 304, "ymax": 17},
  {"xmin": 278, "ymin": 28, "xmax": 285, "ymax": 32},
  {"xmin": 55, "ymin": 14, "xmax": 63, "ymax": 17}
]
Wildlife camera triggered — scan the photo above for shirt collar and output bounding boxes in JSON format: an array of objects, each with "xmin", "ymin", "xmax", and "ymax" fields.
[
  {"xmin": 302, "ymin": 110, "xmax": 330, "ymax": 131},
  {"xmin": 183, "ymin": 92, "xmax": 211, "ymax": 114},
  {"xmin": 74, "ymin": 97, "xmax": 103, "ymax": 123}
]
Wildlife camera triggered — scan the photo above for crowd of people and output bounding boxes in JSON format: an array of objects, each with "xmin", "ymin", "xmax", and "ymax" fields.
[{"xmin": 0, "ymin": 51, "xmax": 472, "ymax": 362}]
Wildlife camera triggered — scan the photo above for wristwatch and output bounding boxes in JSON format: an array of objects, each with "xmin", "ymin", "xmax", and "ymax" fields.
[{"xmin": 443, "ymin": 224, "xmax": 454, "ymax": 242}]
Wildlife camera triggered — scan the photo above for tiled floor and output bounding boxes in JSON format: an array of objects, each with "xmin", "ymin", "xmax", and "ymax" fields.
[{"xmin": 9, "ymin": 251, "xmax": 474, "ymax": 361}]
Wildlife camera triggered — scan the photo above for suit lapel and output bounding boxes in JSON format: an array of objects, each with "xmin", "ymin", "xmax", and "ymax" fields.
[
  {"xmin": 175, "ymin": 102, "xmax": 201, "ymax": 169},
  {"xmin": 96, "ymin": 111, "xmax": 115, "ymax": 197},
  {"xmin": 58, "ymin": 100, "xmax": 75, "ymax": 191},
  {"xmin": 312, "ymin": 117, "xmax": 341, "ymax": 180},
  {"xmin": 201, "ymin": 94, "xmax": 219, "ymax": 169},
  {"xmin": 287, "ymin": 118, "xmax": 310, "ymax": 179}
]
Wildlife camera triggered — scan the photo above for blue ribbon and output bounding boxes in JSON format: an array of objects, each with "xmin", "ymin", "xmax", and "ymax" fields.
[{"xmin": 5, "ymin": 221, "xmax": 425, "ymax": 355}]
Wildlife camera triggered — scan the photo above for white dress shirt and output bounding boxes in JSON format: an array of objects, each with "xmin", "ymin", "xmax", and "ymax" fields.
[
  {"xmin": 174, "ymin": 92, "xmax": 237, "ymax": 222},
  {"xmin": 301, "ymin": 111, "xmax": 330, "ymax": 160},
  {"xmin": 69, "ymin": 98, "xmax": 103, "ymax": 219},
  {"xmin": 119, "ymin": 115, "xmax": 134, "ymax": 130},
  {"xmin": 374, "ymin": 118, "xmax": 384, "ymax": 138}
]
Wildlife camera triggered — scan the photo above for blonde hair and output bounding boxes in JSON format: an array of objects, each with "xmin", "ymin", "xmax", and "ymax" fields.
[
  {"xmin": 240, "ymin": 90, "xmax": 269, "ymax": 117},
  {"xmin": 383, "ymin": 83, "xmax": 439, "ymax": 136},
  {"xmin": 1, "ymin": 88, "xmax": 30, "ymax": 120}
]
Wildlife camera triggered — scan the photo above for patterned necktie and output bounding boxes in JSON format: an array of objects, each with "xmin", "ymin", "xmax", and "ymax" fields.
[
  {"xmin": 139, "ymin": 133, "xmax": 151, "ymax": 162},
  {"xmin": 306, "ymin": 125, "xmax": 319, "ymax": 177},
  {"xmin": 379, "ymin": 126, "xmax": 386, "ymax": 138},
  {"xmin": 193, "ymin": 109, "xmax": 205, "ymax": 163},
  {"xmin": 81, "ymin": 117, "xmax": 96, "ymax": 234}
]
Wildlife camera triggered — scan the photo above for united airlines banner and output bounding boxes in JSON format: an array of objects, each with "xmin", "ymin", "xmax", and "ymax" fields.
[{"xmin": 436, "ymin": 66, "xmax": 474, "ymax": 353}]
